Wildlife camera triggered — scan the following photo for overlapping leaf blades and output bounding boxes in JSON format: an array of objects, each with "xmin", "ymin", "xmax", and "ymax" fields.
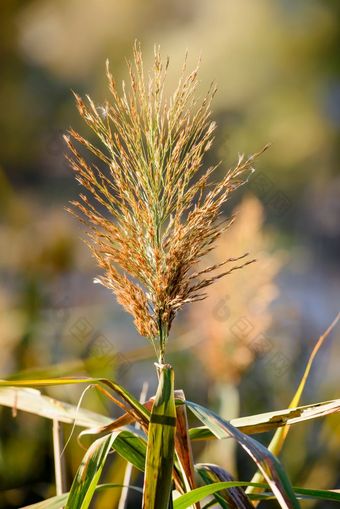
[
  {"xmin": 186, "ymin": 400, "xmax": 300, "ymax": 509},
  {"xmin": 66, "ymin": 432, "xmax": 116, "ymax": 509},
  {"xmin": 1, "ymin": 374, "xmax": 339, "ymax": 508}
]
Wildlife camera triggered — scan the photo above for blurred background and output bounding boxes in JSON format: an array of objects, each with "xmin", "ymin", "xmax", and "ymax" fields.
[{"xmin": 0, "ymin": 0, "xmax": 339, "ymax": 507}]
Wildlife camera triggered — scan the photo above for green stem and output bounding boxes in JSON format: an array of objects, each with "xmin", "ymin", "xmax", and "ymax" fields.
[
  {"xmin": 142, "ymin": 364, "xmax": 176, "ymax": 509},
  {"xmin": 158, "ymin": 319, "xmax": 168, "ymax": 364}
]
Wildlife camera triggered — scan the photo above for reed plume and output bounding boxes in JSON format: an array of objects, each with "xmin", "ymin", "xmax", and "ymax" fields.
[
  {"xmin": 190, "ymin": 195, "xmax": 284, "ymax": 385},
  {"xmin": 64, "ymin": 42, "xmax": 267, "ymax": 362}
]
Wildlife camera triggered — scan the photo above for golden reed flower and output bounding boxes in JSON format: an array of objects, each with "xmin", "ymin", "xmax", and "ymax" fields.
[
  {"xmin": 64, "ymin": 42, "xmax": 267, "ymax": 362},
  {"xmin": 190, "ymin": 195, "xmax": 284, "ymax": 385}
]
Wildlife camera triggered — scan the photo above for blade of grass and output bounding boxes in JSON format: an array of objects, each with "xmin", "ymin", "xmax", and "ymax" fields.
[
  {"xmin": 20, "ymin": 481, "xmax": 340, "ymax": 509},
  {"xmin": 186, "ymin": 401, "xmax": 300, "ymax": 509},
  {"xmin": 286, "ymin": 313, "xmax": 340, "ymax": 410},
  {"xmin": 21, "ymin": 494, "xmax": 69, "ymax": 509},
  {"xmin": 77, "ymin": 395, "xmax": 154, "ymax": 442},
  {"xmin": 0, "ymin": 386, "xmax": 112, "ymax": 428},
  {"xmin": 174, "ymin": 390, "xmax": 199, "ymax": 507},
  {"xmin": 111, "ymin": 430, "xmax": 147, "ymax": 471},
  {"xmin": 118, "ymin": 382, "xmax": 148, "ymax": 509},
  {"xmin": 66, "ymin": 432, "xmax": 116, "ymax": 509},
  {"xmin": 189, "ymin": 399, "xmax": 340, "ymax": 440},
  {"xmin": 247, "ymin": 312, "xmax": 340, "ymax": 503},
  {"xmin": 173, "ymin": 482, "xmax": 340, "ymax": 509},
  {"xmin": 1, "ymin": 386, "xmax": 337, "ymax": 439},
  {"xmin": 0, "ymin": 377, "xmax": 150, "ymax": 425},
  {"xmin": 249, "ymin": 487, "xmax": 340, "ymax": 502},
  {"xmin": 196, "ymin": 464, "xmax": 253, "ymax": 509},
  {"xmin": 79, "ymin": 425, "xmax": 147, "ymax": 471},
  {"xmin": 270, "ymin": 312, "xmax": 340, "ymax": 448},
  {"xmin": 142, "ymin": 364, "xmax": 176, "ymax": 509}
]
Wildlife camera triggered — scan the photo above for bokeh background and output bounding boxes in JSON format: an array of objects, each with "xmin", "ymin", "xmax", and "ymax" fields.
[{"xmin": 1, "ymin": 0, "xmax": 340, "ymax": 507}]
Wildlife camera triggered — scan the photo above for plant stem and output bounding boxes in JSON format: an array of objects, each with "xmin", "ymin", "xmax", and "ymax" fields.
[{"xmin": 52, "ymin": 419, "xmax": 67, "ymax": 496}]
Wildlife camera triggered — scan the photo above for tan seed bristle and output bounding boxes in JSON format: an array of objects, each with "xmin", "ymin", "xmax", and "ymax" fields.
[{"xmin": 66, "ymin": 41, "xmax": 266, "ymax": 362}]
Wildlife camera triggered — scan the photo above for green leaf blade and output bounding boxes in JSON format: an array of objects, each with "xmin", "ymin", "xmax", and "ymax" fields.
[
  {"xmin": 113, "ymin": 430, "xmax": 147, "ymax": 471},
  {"xmin": 66, "ymin": 433, "xmax": 116, "ymax": 509},
  {"xmin": 197, "ymin": 463, "xmax": 253, "ymax": 509},
  {"xmin": 186, "ymin": 400, "xmax": 300, "ymax": 509},
  {"xmin": 173, "ymin": 482, "xmax": 340, "ymax": 509}
]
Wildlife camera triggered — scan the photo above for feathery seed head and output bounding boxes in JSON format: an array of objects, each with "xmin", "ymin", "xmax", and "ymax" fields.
[{"xmin": 65, "ymin": 41, "xmax": 267, "ymax": 362}]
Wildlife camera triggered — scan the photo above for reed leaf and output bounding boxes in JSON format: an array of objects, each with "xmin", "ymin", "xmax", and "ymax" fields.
[
  {"xmin": 249, "ymin": 487, "xmax": 340, "ymax": 503},
  {"xmin": 66, "ymin": 432, "xmax": 116, "ymax": 509},
  {"xmin": 1, "ymin": 385, "xmax": 337, "ymax": 439},
  {"xmin": 0, "ymin": 377, "xmax": 150, "ymax": 425},
  {"xmin": 189, "ymin": 399, "xmax": 340, "ymax": 440},
  {"xmin": 196, "ymin": 463, "xmax": 253, "ymax": 509},
  {"xmin": 186, "ymin": 401, "xmax": 300, "ymax": 509},
  {"xmin": 0, "ymin": 386, "xmax": 112, "ymax": 428},
  {"xmin": 247, "ymin": 313, "xmax": 340, "ymax": 502},
  {"xmin": 112, "ymin": 430, "xmax": 147, "ymax": 471},
  {"xmin": 173, "ymin": 483, "xmax": 340, "ymax": 509},
  {"xmin": 80, "ymin": 427, "xmax": 146, "ymax": 472},
  {"xmin": 174, "ymin": 482, "xmax": 267, "ymax": 509},
  {"xmin": 174, "ymin": 390, "xmax": 198, "ymax": 505},
  {"xmin": 1, "ymin": 385, "xmax": 338, "ymax": 441}
]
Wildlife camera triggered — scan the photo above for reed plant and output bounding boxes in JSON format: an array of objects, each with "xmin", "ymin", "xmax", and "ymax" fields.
[{"xmin": 0, "ymin": 42, "xmax": 339, "ymax": 509}]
